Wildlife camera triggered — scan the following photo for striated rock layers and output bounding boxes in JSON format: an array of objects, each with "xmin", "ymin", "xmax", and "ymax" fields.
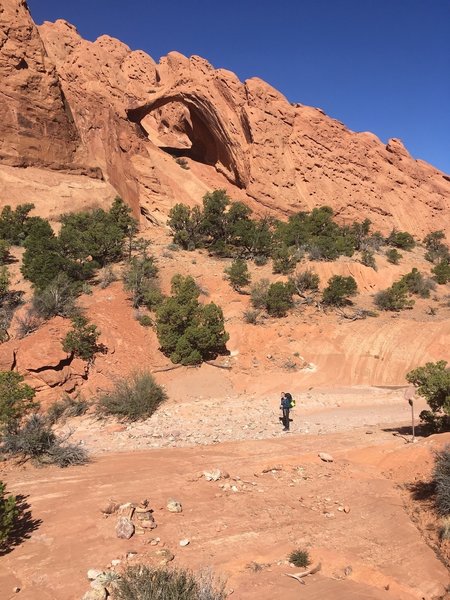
[{"xmin": 1, "ymin": 0, "xmax": 449, "ymax": 232}]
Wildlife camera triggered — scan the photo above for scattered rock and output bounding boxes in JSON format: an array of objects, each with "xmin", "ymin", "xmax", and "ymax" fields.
[
  {"xmin": 343, "ymin": 506, "xmax": 350, "ymax": 513},
  {"xmin": 111, "ymin": 559, "xmax": 121, "ymax": 567},
  {"xmin": 262, "ymin": 465, "xmax": 282, "ymax": 473},
  {"xmin": 179, "ymin": 538, "xmax": 190, "ymax": 547},
  {"xmin": 154, "ymin": 548, "xmax": 175, "ymax": 565},
  {"xmin": 116, "ymin": 517, "xmax": 135, "ymax": 539},
  {"xmin": 82, "ymin": 588, "xmax": 107, "ymax": 600},
  {"xmin": 13, "ymin": 588, "xmax": 20, "ymax": 594},
  {"xmin": 318, "ymin": 452, "xmax": 334, "ymax": 463},
  {"xmin": 203, "ymin": 469, "xmax": 222, "ymax": 481},
  {"xmin": 344, "ymin": 566, "xmax": 353, "ymax": 577},
  {"xmin": 126, "ymin": 551, "xmax": 138, "ymax": 559},
  {"xmin": 166, "ymin": 499, "xmax": 183, "ymax": 513},
  {"xmin": 100, "ymin": 501, "xmax": 119, "ymax": 515},
  {"xmin": 141, "ymin": 519, "xmax": 157, "ymax": 529},
  {"xmin": 87, "ymin": 569, "xmax": 103, "ymax": 581}
]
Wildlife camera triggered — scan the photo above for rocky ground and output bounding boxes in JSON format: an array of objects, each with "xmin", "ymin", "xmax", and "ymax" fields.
[{"xmin": 1, "ymin": 391, "xmax": 449, "ymax": 600}]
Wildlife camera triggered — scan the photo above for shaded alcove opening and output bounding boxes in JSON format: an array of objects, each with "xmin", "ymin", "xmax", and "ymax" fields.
[{"xmin": 127, "ymin": 97, "xmax": 242, "ymax": 187}]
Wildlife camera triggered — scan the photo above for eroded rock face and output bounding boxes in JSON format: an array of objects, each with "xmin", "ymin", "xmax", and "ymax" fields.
[{"xmin": 0, "ymin": 0, "xmax": 81, "ymax": 170}]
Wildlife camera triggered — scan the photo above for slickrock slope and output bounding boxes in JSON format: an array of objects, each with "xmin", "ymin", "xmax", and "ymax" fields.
[{"xmin": 0, "ymin": 0, "xmax": 82, "ymax": 170}]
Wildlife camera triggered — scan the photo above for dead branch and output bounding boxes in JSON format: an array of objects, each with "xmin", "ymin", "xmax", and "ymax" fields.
[
  {"xmin": 284, "ymin": 562, "xmax": 322, "ymax": 584},
  {"xmin": 152, "ymin": 364, "xmax": 183, "ymax": 373},
  {"xmin": 204, "ymin": 361, "xmax": 232, "ymax": 370}
]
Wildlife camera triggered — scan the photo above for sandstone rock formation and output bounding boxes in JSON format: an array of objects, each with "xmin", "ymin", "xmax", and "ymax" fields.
[{"xmin": 0, "ymin": 0, "xmax": 448, "ymax": 235}]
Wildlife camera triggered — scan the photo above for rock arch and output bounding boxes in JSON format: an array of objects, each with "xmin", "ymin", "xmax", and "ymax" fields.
[{"xmin": 126, "ymin": 92, "xmax": 250, "ymax": 188}]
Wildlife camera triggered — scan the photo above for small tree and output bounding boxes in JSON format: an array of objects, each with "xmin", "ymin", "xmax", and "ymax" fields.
[
  {"xmin": 0, "ymin": 481, "xmax": 17, "ymax": 547},
  {"xmin": 0, "ymin": 240, "xmax": 10, "ymax": 264},
  {"xmin": 423, "ymin": 230, "xmax": 449, "ymax": 263},
  {"xmin": 272, "ymin": 245, "xmax": 298, "ymax": 275},
  {"xmin": 374, "ymin": 281, "xmax": 413, "ymax": 311},
  {"xmin": 224, "ymin": 259, "xmax": 250, "ymax": 291},
  {"xmin": 0, "ymin": 266, "xmax": 9, "ymax": 302},
  {"xmin": 361, "ymin": 250, "xmax": 377, "ymax": 270},
  {"xmin": 400, "ymin": 268, "xmax": 435, "ymax": 298},
  {"xmin": 406, "ymin": 361, "xmax": 450, "ymax": 431},
  {"xmin": 62, "ymin": 316, "xmax": 102, "ymax": 362},
  {"xmin": 433, "ymin": 260, "xmax": 450, "ymax": 285},
  {"xmin": 387, "ymin": 229, "xmax": 415, "ymax": 250},
  {"xmin": 322, "ymin": 275, "xmax": 357, "ymax": 306},
  {"xmin": 31, "ymin": 273, "xmax": 78, "ymax": 320},
  {"xmin": 122, "ymin": 255, "xmax": 158, "ymax": 308},
  {"xmin": 0, "ymin": 371, "xmax": 36, "ymax": 430},
  {"xmin": 266, "ymin": 282, "xmax": 294, "ymax": 317},
  {"xmin": 386, "ymin": 248, "xmax": 402, "ymax": 264}
]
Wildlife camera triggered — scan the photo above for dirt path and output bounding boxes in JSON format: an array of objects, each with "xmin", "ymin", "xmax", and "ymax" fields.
[{"xmin": 65, "ymin": 386, "xmax": 426, "ymax": 454}]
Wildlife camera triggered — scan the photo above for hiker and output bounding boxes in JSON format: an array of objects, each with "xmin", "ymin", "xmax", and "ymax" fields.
[{"xmin": 280, "ymin": 392, "xmax": 293, "ymax": 431}]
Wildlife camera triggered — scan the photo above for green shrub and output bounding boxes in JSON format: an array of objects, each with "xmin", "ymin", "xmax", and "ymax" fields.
[
  {"xmin": 122, "ymin": 255, "xmax": 158, "ymax": 308},
  {"xmin": 322, "ymin": 275, "xmax": 357, "ymax": 306},
  {"xmin": 386, "ymin": 248, "xmax": 402, "ymax": 264},
  {"xmin": 254, "ymin": 255, "xmax": 269, "ymax": 266},
  {"xmin": 1, "ymin": 414, "xmax": 89, "ymax": 467},
  {"xmin": 423, "ymin": 230, "xmax": 449, "ymax": 263},
  {"xmin": 288, "ymin": 548, "xmax": 311, "ymax": 568},
  {"xmin": 243, "ymin": 308, "xmax": 260, "ymax": 324},
  {"xmin": 224, "ymin": 258, "xmax": 251, "ymax": 291},
  {"xmin": 387, "ymin": 229, "xmax": 415, "ymax": 250},
  {"xmin": 361, "ymin": 250, "xmax": 377, "ymax": 270},
  {"xmin": 406, "ymin": 361, "xmax": 450, "ymax": 431},
  {"xmin": 289, "ymin": 269, "xmax": 320, "ymax": 295},
  {"xmin": 114, "ymin": 565, "xmax": 226, "ymax": 600},
  {"xmin": 0, "ymin": 266, "xmax": 9, "ymax": 302},
  {"xmin": 175, "ymin": 157, "xmax": 190, "ymax": 169},
  {"xmin": 433, "ymin": 260, "xmax": 450, "ymax": 285},
  {"xmin": 374, "ymin": 281, "xmax": 413, "ymax": 311},
  {"xmin": 0, "ymin": 481, "xmax": 17, "ymax": 547},
  {"xmin": 400, "ymin": 268, "xmax": 435, "ymax": 298},
  {"xmin": 0, "ymin": 203, "xmax": 34, "ymax": 245},
  {"xmin": 97, "ymin": 372, "xmax": 167, "ymax": 421},
  {"xmin": 272, "ymin": 245, "xmax": 299, "ymax": 274},
  {"xmin": 0, "ymin": 372, "xmax": 36, "ymax": 431},
  {"xmin": 434, "ymin": 445, "xmax": 450, "ymax": 516},
  {"xmin": 62, "ymin": 316, "xmax": 102, "ymax": 362},
  {"xmin": 266, "ymin": 281, "xmax": 294, "ymax": 317},
  {"xmin": 137, "ymin": 314, "xmax": 153, "ymax": 327},
  {"xmin": 250, "ymin": 279, "xmax": 270, "ymax": 309},
  {"xmin": 156, "ymin": 275, "xmax": 229, "ymax": 365},
  {"xmin": 0, "ymin": 240, "xmax": 10, "ymax": 264}
]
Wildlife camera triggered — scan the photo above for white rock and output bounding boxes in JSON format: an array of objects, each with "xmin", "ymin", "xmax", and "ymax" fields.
[
  {"xmin": 179, "ymin": 538, "xmax": 190, "ymax": 547},
  {"xmin": 87, "ymin": 569, "xmax": 103, "ymax": 581},
  {"xmin": 318, "ymin": 452, "xmax": 334, "ymax": 463},
  {"xmin": 166, "ymin": 499, "xmax": 182, "ymax": 513},
  {"xmin": 203, "ymin": 469, "xmax": 222, "ymax": 481}
]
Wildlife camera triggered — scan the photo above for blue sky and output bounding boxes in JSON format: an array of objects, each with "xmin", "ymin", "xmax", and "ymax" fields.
[{"xmin": 29, "ymin": 0, "xmax": 450, "ymax": 174}]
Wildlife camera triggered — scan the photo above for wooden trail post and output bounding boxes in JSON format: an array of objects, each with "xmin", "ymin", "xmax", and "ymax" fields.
[{"xmin": 404, "ymin": 385, "xmax": 416, "ymax": 442}]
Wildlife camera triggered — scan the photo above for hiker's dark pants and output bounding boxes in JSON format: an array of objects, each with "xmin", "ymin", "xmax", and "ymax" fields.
[{"xmin": 282, "ymin": 408, "xmax": 290, "ymax": 429}]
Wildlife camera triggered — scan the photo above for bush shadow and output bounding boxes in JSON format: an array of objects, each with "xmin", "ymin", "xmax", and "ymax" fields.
[
  {"xmin": 382, "ymin": 423, "xmax": 431, "ymax": 439},
  {"xmin": 0, "ymin": 494, "xmax": 42, "ymax": 556}
]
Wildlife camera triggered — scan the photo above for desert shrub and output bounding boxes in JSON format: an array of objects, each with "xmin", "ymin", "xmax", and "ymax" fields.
[
  {"xmin": 31, "ymin": 273, "xmax": 79, "ymax": 320},
  {"xmin": 289, "ymin": 269, "xmax": 320, "ymax": 295},
  {"xmin": 0, "ymin": 481, "xmax": 17, "ymax": 547},
  {"xmin": 168, "ymin": 203, "xmax": 204, "ymax": 250},
  {"xmin": 175, "ymin": 157, "xmax": 189, "ymax": 169},
  {"xmin": 137, "ymin": 314, "xmax": 153, "ymax": 327},
  {"xmin": 62, "ymin": 316, "xmax": 102, "ymax": 362},
  {"xmin": 123, "ymin": 255, "xmax": 158, "ymax": 308},
  {"xmin": 224, "ymin": 258, "xmax": 251, "ymax": 291},
  {"xmin": 0, "ymin": 288, "xmax": 24, "ymax": 343},
  {"xmin": 434, "ymin": 446, "xmax": 450, "ymax": 516},
  {"xmin": 272, "ymin": 245, "xmax": 299, "ymax": 275},
  {"xmin": 243, "ymin": 308, "xmax": 260, "ymax": 324},
  {"xmin": 97, "ymin": 265, "xmax": 117, "ymax": 289},
  {"xmin": 0, "ymin": 266, "xmax": 9, "ymax": 302},
  {"xmin": 1, "ymin": 414, "xmax": 89, "ymax": 467},
  {"xmin": 386, "ymin": 248, "xmax": 402, "ymax": 264},
  {"xmin": 254, "ymin": 255, "xmax": 269, "ymax": 266},
  {"xmin": 288, "ymin": 548, "xmax": 311, "ymax": 568},
  {"xmin": 400, "ymin": 268, "xmax": 435, "ymax": 298},
  {"xmin": 0, "ymin": 372, "xmax": 36, "ymax": 431},
  {"xmin": 406, "ymin": 361, "xmax": 450, "ymax": 431},
  {"xmin": 423, "ymin": 230, "xmax": 450, "ymax": 263},
  {"xmin": 322, "ymin": 275, "xmax": 357, "ymax": 306},
  {"xmin": 374, "ymin": 281, "xmax": 413, "ymax": 311},
  {"xmin": 250, "ymin": 279, "xmax": 270, "ymax": 309},
  {"xmin": 0, "ymin": 240, "xmax": 10, "ymax": 264},
  {"xmin": 433, "ymin": 260, "xmax": 450, "ymax": 285},
  {"xmin": 46, "ymin": 395, "xmax": 89, "ymax": 425},
  {"xmin": 361, "ymin": 250, "xmax": 377, "ymax": 270},
  {"xmin": 387, "ymin": 229, "xmax": 415, "ymax": 250},
  {"xmin": 156, "ymin": 275, "xmax": 229, "ymax": 365},
  {"xmin": 114, "ymin": 565, "xmax": 226, "ymax": 600},
  {"xmin": 97, "ymin": 372, "xmax": 167, "ymax": 421},
  {"xmin": 266, "ymin": 281, "xmax": 295, "ymax": 317},
  {"xmin": 16, "ymin": 310, "xmax": 41, "ymax": 339}
]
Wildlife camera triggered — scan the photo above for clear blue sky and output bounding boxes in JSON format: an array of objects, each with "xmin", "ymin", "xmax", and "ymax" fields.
[{"xmin": 29, "ymin": 0, "xmax": 450, "ymax": 174}]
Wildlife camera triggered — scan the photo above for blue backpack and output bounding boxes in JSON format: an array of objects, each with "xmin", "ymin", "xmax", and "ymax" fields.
[{"xmin": 285, "ymin": 392, "xmax": 295, "ymax": 409}]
